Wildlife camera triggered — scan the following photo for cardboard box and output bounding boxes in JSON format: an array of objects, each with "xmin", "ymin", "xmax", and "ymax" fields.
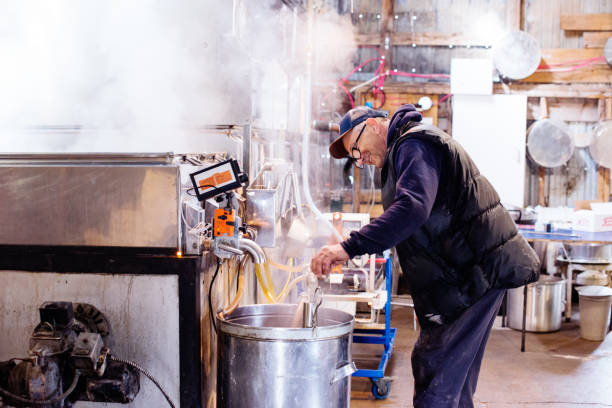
[{"xmin": 572, "ymin": 202, "xmax": 612, "ymax": 232}]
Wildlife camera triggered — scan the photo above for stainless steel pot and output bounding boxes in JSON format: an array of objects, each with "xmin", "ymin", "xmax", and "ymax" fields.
[
  {"xmin": 217, "ymin": 304, "xmax": 355, "ymax": 408},
  {"xmin": 508, "ymin": 276, "xmax": 566, "ymax": 332},
  {"xmin": 562, "ymin": 243, "xmax": 612, "ymax": 264}
]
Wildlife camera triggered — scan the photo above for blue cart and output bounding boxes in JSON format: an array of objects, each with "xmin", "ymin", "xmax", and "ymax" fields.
[{"xmin": 352, "ymin": 255, "xmax": 397, "ymax": 399}]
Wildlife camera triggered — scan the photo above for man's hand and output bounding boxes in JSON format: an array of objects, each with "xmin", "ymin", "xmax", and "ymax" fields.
[{"xmin": 310, "ymin": 244, "xmax": 350, "ymax": 277}]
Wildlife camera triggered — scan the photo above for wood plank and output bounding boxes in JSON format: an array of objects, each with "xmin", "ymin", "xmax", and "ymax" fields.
[
  {"xmin": 538, "ymin": 167, "xmax": 547, "ymax": 206},
  {"xmin": 538, "ymin": 48, "xmax": 603, "ymax": 64},
  {"xmin": 598, "ymin": 167, "xmax": 611, "ymax": 202},
  {"xmin": 495, "ymin": 82, "xmax": 610, "ymax": 98},
  {"xmin": 523, "ymin": 48, "xmax": 611, "ymax": 83},
  {"xmin": 363, "ymin": 92, "xmax": 438, "ymax": 126},
  {"xmin": 560, "ymin": 13, "xmax": 612, "ymax": 31},
  {"xmin": 526, "ymin": 97, "xmax": 599, "ymax": 121},
  {"xmin": 380, "ymin": 0, "xmax": 394, "ymax": 74},
  {"xmin": 523, "ymin": 66, "xmax": 612, "ymax": 83},
  {"xmin": 355, "ymin": 32, "xmax": 491, "ymax": 47},
  {"xmin": 584, "ymin": 32, "xmax": 612, "ymax": 48},
  {"xmin": 597, "ymin": 97, "xmax": 611, "ymax": 202},
  {"xmin": 506, "ymin": 0, "xmax": 522, "ymax": 31}
]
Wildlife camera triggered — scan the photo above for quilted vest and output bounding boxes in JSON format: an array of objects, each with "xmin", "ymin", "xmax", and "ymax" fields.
[{"xmin": 381, "ymin": 123, "xmax": 540, "ymax": 326}]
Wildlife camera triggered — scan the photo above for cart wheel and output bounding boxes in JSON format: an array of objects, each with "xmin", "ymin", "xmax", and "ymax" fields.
[{"xmin": 371, "ymin": 379, "xmax": 390, "ymax": 399}]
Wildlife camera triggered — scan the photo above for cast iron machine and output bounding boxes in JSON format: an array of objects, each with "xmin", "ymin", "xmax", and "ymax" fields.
[{"xmin": 0, "ymin": 301, "xmax": 161, "ymax": 407}]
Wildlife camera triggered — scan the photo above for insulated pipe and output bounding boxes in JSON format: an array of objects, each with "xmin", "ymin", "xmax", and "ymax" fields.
[
  {"xmin": 312, "ymin": 120, "xmax": 340, "ymax": 133},
  {"xmin": 238, "ymin": 238, "xmax": 266, "ymax": 265}
]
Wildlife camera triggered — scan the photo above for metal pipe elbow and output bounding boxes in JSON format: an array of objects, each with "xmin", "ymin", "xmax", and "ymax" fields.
[{"xmin": 239, "ymin": 238, "xmax": 266, "ymax": 264}]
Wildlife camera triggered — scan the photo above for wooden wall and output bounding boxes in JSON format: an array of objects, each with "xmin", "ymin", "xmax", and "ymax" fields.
[{"xmin": 328, "ymin": 0, "xmax": 611, "ymax": 208}]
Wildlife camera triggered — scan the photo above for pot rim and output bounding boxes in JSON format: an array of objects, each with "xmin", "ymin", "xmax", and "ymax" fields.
[{"xmin": 217, "ymin": 304, "xmax": 355, "ymax": 341}]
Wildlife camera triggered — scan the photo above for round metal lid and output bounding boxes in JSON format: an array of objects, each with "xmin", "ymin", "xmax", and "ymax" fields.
[
  {"xmin": 531, "ymin": 275, "xmax": 565, "ymax": 286},
  {"xmin": 577, "ymin": 285, "xmax": 612, "ymax": 298},
  {"xmin": 527, "ymin": 119, "xmax": 574, "ymax": 168},
  {"xmin": 588, "ymin": 120, "xmax": 612, "ymax": 168},
  {"xmin": 493, "ymin": 31, "xmax": 541, "ymax": 80}
]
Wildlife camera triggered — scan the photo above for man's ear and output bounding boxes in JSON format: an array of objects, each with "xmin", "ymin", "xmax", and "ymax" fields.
[{"xmin": 365, "ymin": 117, "xmax": 379, "ymax": 131}]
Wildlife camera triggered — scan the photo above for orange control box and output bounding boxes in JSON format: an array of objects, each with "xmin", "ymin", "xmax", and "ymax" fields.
[{"xmin": 214, "ymin": 208, "xmax": 236, "ymax": 237}]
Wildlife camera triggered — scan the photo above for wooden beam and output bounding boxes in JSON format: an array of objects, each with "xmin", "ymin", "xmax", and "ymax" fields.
[
  {"xmin": 584, "ymin": 32, "xmax": 612, "ymax": 48},
  {"xmin": 522, "ymin": 48, "xmax": 611, "ymax": 84},
  {"xmin": 495, "ymin": 82, "xmax": 610, "ymax": 98},
  {"xmin": 349, "ymin": 81, "xmax": 610, "ymax": 99},
  {"xmin": 597, "ymin": 97, "xmax": 611, "ymax": 202},
  {"xmin": 560, "ymin": 13, "xmax": 612, "ymax": 31},
  {"xmin": 538, "ymin": 167, "xmax": 547, "ymax": 206},
  {"xmin": 380, "ymin": 0, "xmax": 394, "ymax": 73},
  {"xmin": 355, "ymin": 32, "xmax": 492, "ymax": 47},
  {"xmin": 539, "ymin": 48, "xmax": 604, "ymax": 64},
  {"xmin": 598, "ymin": 167, "xmax": 611, "ymax": 202},
  {"xmin": 506, "ymin": 0, "xmax": 522, "ymax": 31},
  {"xmin": 526, "ymin": 97, "xmax": 599, "ymax": 122}
]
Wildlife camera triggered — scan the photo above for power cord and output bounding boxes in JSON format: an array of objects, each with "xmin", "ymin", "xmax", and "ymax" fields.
[
  {"xmin": 109, "ymin": 355, "xmax": 175, "ymax": 408},
  {"xmin": 209, "ymin": 259, "xmax": 223, "ymax": 332}
]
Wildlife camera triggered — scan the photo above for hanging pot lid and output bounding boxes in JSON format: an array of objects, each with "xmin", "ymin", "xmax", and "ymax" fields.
[
  {"xmin": 605, "ymin": 36, "xmax": 612, "ymax": 66},
  {"xmin": 493, "ymin": 31, "xmax": 541, "ymax": 80},
  {"xmin": 588, "ymin": 120, "xmax": 612, "ymax": 168},
  {"xmin": 527, "ymin": 118, "xmax": 574, "ymax": 168}
]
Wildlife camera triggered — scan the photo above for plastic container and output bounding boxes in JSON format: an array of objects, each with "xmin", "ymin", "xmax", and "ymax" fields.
[{"xmin": 577, "ymin": 286, "xmax": 612, "ymax": 341}]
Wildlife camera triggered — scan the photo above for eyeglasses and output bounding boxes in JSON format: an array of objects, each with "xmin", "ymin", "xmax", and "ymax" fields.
[{"xmin": 350, "ymin": 124, "xmax": 366, "ymax": 169}]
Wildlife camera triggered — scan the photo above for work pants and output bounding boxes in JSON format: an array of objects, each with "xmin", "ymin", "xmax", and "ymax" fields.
[{"xmin": 412, "ymin": 288, "xmax": 506, "ymax": 408}]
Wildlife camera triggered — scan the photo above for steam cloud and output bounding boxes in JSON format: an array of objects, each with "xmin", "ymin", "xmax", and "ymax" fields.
[{"xmin": 0, "ymin": 0, "xmax": 356, "ymax": 153}]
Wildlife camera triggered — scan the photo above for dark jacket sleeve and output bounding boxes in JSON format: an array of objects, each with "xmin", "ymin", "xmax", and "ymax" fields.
[{"xmin": 341, "ymin": 139, "xmax": 442, "ymax": 257}]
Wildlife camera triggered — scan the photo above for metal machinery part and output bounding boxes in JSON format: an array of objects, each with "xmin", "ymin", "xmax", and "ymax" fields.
[
  {"xmin": 589, "ymin": 120, "xmax": 612, "ymax": 169},
  {"xmin": 0, "ymin": 151, "xmax": 241, "ymax": 407},
  {"xmin": 527, "ymin": 119, "xmax": 574, "ymax": 168},
  {"xmin": 0, "ymin": 301, "xmax": 140, "ymax": 407},
  {"xmin": 562, "ymin": 243, "xmax": 612, "ymax": 264},
  {"xmin": 493, "ymin": 31, "xmax": 541, "ymax": 80},
  {"xmin": 0, "ymin": 152, "xmax": 226, "ymax": 250},
  {"xmin": 216, "ymin": 304, "xmax": 355, "ymax": 408}
]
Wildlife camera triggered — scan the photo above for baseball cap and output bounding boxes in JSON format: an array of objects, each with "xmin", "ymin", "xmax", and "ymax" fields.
[{"xmin": 329, "ymin": 107, "xmax": 388, "ymax": 159}]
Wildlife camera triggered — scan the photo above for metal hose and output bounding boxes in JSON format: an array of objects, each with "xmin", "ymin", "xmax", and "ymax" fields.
[
  {"xmin": 238, "ymin": 238, "xmax": 265, "ymax": 265},
  {"xmin": 109, "ymin": 355, "xmax": 176, "ymax": 408},
  {"xmin": 0, "ymin": 370, "xmax": 80, "ymax": 406}
]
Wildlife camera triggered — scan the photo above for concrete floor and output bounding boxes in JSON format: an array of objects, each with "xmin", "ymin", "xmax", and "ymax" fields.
[{"xmin": 350, "ymin": 305, "xmax": 612, "ymax": 408}]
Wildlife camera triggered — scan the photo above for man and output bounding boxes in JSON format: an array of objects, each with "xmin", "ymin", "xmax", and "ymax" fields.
[{"xmin": 310, "ymin": 104, "xmax": 539, "ymax": 408}]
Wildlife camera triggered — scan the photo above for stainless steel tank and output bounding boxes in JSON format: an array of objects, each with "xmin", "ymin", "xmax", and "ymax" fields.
[
  {"xmin": 216, "ymin": 304, "xmax": 355, "ymax": 408},
  {"xmin": 507, "ymin": 276, "xmax": 566, "ymax": 332}
]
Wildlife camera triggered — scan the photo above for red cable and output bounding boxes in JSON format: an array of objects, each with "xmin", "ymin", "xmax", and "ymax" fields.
[
  {"xmin": 357, "ymin": 44, "xmax": 384, "ymax": 58},
  {"xmin": 538, "ymin": 56, "xmax": 604, "ymax": 69},
  {"xmin": 438, "ymin": 93, "xmax": 451, "ymax": 104},
  {"xmin": 388, "ymin": 70, "xmax": 450, "ymax": 79},
  {"xmin": 342, "ymin": 57, "xmax": 384, "ymax": 82},
  {"xmin": 338, "ymin": 82, "xmax": 355, "ymax": 108},
  {"xmin": 537, "ymin": 56, "xmax": 605, "ymax": 73}
]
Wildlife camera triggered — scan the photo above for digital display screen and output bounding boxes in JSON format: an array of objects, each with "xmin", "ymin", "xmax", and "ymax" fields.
[{"xmin": 189, "ymin": 159, "xmax": 243, "ymax": 201}]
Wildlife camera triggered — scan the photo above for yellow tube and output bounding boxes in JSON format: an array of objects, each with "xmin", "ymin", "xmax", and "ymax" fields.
[
  {"xmin": 255, "ymin": 264, "xmax": 276, "ymax": 304},
  {"xmin": 277, "ymin": 274, "xmax": 308, "ymax": 303},
  {"xmin": 264, "ymin": 250, "xmax": 308, "ymax": 273},
  {"xmin": 220, "ymin": 257, "xmax": 248, "ymax": 318},
  {"xmin": 275, "ymin": 259, "xmax": 293, "ymax": 303},
  {"xmin": 264, "ymin": 262, "xmax": 277, "ymax": 299},
  {"xmin": 219, "ymin": 273, "xmax": 244, "ymax": 318}
]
